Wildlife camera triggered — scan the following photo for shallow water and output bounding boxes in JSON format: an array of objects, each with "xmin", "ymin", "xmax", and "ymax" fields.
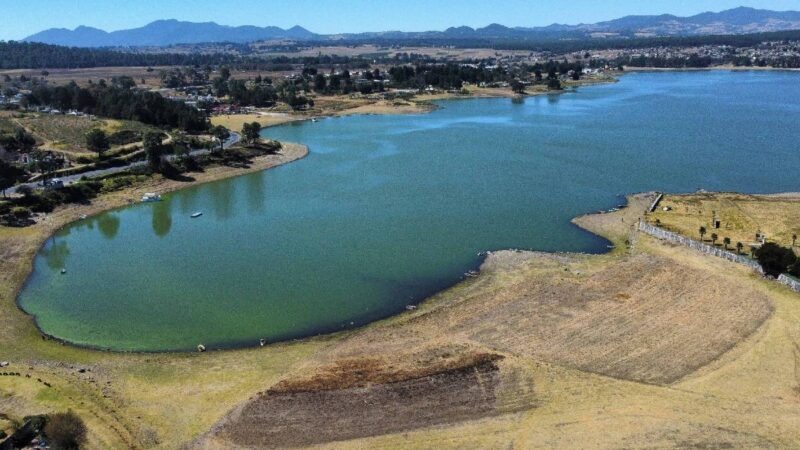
[{"xmin": 18, "ymin": 71, "xmax": 800, "ymax": 351}]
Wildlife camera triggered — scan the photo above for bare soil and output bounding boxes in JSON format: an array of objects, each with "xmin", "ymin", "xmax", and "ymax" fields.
[{"xmin": 203, "ymin": 352, "xmax": 535, "ymax": 449}]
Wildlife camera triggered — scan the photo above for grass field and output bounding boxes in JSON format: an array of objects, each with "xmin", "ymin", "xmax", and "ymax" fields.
[
  {"xmin": 13, "ymin": 114, "xmax": 159, "ymax": 157},
  {"xmin": 0, "ymin": 67, "xmax": 169, "ymax": 89},
  {"xmin": 648, "ymin": 192, "xmax": 800, "ymax": 251}
]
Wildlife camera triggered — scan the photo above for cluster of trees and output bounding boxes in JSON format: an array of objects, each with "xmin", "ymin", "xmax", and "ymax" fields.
[
  {"xmin": 755, "ymin": 242, "xmax": 800, "ymax": 278},
  {"xmin": 24, "ymin": 81, "xmax": 208, "ymax": 132},
  {"xmin": 224, "ymin": 79, "xmax": 278, "ymax": 107},
  {"xmin": 698, "ymin": 226, "xmax": 800, "ymax": 278},
  {"xmin": 241, "ymin": 122, "xmax": 262, "ymax": 145},
  {"xmin": 0, "ymin": 158, "xmax": 26, "ymax": 197},
  {"xmin": 307, "ymin": 68, "xmax": 386, "ymax": 95},
  {"xmin": 0, "ymin": 41, "xmax": 245, "ymax": 69},
  {"xmin": 0, "ymin": 41, "xmax": 378, "ymax": 72},
  {"xmin": 212, "ymin": 70, "xmax": 314, "ymax": 109},
  {"xmin": 388, "ymin": 63, "xmax": 507, "ymax": 90},
  {"xmin": 621, "ymin": 54, "xmax": 714, "ymax": 68},
  {"xmin": 0, "ymin": 127, "xmax": 36, "ymax": 152},
  {"xmin": 160, "ymin": 67, "xmax": 210, "ymax": 88}
]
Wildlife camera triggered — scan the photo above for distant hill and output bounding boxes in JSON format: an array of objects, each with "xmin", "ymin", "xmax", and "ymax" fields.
[
  {"xmin": 23, "ymin": 20, "xmax": 318, "ymax": 47},
  {"xmin": 22, "ymin": 7, "xmax": 800, "ymax": 47}
]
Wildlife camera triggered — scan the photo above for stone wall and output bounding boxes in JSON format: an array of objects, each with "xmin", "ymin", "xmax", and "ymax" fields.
[
  {"xmin": 638, "ymin": 221, "xmax": 764, "ymax": 274},
  {"xmin": 778, "ymin": 274, "xmax": 800, "ymax": 293}
]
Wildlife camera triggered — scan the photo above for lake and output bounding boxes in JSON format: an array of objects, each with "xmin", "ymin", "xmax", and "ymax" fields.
[{"xmin": 18, "ymin": 71, "xmax": 800, "ymax": 351}]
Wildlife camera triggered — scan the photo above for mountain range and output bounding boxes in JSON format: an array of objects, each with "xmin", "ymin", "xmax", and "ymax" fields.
[{"xmin": 22, "ymin": 7, "xmax": 800, "ymax": 48}]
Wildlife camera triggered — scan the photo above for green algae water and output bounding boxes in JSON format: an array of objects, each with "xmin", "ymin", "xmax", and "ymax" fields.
[{"xmin": 18, "ymin": 71, "xmax": 800, "ymax": 351}]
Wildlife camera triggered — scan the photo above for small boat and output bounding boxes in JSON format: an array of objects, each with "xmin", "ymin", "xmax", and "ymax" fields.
[
  {"xmin": 311, "ymin": 118, "xmax": 318, "ymax": 123},
  {"xmin": 259, "ymin": 338, "xmax": 267, "ymax": 347},
  {"xmin": 141, "ymin": 193, "xmax": 162, "ymax": 202},
  {"xmin": 61, "ymin": 268, "xmax": 67, "ymax": 274},
  {"xmin": 405, "ymin": 305, "xmax": 417, "ymax": 311},
  {"xmin": 191, "ymin": 212, "xmax": 203, "ymax": 218},
  {"xmin": 79, "ymin": 214, "xmax": 87, "ymax": 220}
]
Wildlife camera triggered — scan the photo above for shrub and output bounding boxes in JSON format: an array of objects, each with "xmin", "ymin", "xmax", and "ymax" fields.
[
  {"xmin": 44, "ymin": 410, "xmax": 87, "ymax": 450},
  {"xmin": 107, "ymin": 129, "xmax": 141, "ymax": 146},
  {"xmin": 755, "ymin": 242, "xmax": 798, "ymax": 277},
  {"xmin": 789, "ymin": 261, "xmax": 800, "ymax": 278},
  {"xmin": 11, "ymin": 206, "xmax": 31, "ymax": 219}
]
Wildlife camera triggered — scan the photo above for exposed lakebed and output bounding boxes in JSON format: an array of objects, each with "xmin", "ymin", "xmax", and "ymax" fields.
[{"xmin": 18, "ymin": 71, "xmax": 800, "ymax": 351}]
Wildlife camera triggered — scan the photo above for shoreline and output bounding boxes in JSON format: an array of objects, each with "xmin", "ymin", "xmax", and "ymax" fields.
[
  {"xmin": 624, "ymin": 65, "xmax": 800, "ymax": 72},
  {"xmin": 211, "ymin": 77, "xmax": 617, "ymax": 131},
  {"xmin": 8, "ymin": 81, "xmax": 619, "ymax": 354},
  {"xmin": 3, "ymin": 142, "xmax": 309, "ymax": 355},
  {"xmin": 2, "ymin": 73, "xmax": 788, "ymax": 355}
]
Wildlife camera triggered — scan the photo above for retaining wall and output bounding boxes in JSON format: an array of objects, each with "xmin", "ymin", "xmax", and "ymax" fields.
[
  {"xmin": 778, "ymin": 274, "xmax": 800, "ymax": 293},
  {"xmin": 638, "ymin": 221, "xmax": 764, "ymax": 274}
]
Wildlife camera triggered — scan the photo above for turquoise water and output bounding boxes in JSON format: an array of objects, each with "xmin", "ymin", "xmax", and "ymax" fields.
[{"xmin": 18, "ymin": 71, "xmax": 800, "ymax": 351}]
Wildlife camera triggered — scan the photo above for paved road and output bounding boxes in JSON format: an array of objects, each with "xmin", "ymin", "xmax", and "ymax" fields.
[{"xmin": 8, "ymin": 133, "xmax": 240, "ymax": 195}]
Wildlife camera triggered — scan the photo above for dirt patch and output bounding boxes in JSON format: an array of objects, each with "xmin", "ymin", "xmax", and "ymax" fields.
[
  {"xmin": 271, "ymin": 349, "xmax": 501, "ymax": 393},
  {"xmin": 200, "ymin": 350, "xmax": 534, "ymax": 449},
  {"xmin": 310, "ymin": 249, "xmax": 773, "ymax": 386},
  {"xmin": 461, "ymin": 252, "xmax": 773, "ymax": 384}
]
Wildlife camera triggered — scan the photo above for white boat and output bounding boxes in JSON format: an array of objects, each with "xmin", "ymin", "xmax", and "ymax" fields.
[
  {"xmin": 191, "ymin": 212, "xmax": 203, "ymax": 218},
  {"xmin": 141, "ymin": 193, "xmax": 162, "ymax": 202}
]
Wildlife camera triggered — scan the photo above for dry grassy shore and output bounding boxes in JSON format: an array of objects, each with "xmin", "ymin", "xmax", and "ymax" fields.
[{"xmin": 210, "ymin": 80, "xmax": 609, "ymax": 131}]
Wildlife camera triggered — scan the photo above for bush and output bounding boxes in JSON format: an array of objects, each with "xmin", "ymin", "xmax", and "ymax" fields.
[
  {"xmin": 11, "ymin": 206, "xmax": 31, "ymax": 219},
  {"xmin": 74, "ymin": 156, "xmax": 94, "ymax": 164},
  {"xmin": 789, "ymin": 261, "xmax": 800, "ymax": 278},
  {"xmin": 44, "ymin": 410, "xmax": 87, "ymax": 450},
  {"xmin": 755, "ymin": 242, "xmax": 798, "ymax": 277},
  {"xmin": 107, "ymin": 129, "xmax": 141, "ymax": 146}
]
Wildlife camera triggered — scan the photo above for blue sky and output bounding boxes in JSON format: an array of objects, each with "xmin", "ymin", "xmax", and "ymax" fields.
[{"xmin": 5, "ymin": 0, "xmax": 800, "ymax": 40}]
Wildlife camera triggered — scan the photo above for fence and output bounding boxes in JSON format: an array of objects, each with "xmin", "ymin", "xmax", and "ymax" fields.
[{"xmin": 638, "ymin": 221, "xmax": 764, "ymax": 274}]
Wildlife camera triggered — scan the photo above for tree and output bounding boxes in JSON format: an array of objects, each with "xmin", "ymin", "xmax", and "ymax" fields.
[
  {"xmin": 723, "ymin": 237, "xmax": 731, "ymax": 250},
  {"xmin": 0, "ymin": 159, "xmax": 25, "ymax": 197},
  {"xmin": 219, "ymin": 66, "xmax": 231, "ymax": 81},
  {"xmin": 314, "ymin": 73, "xmax": 327, "ymax": 92},
  {"xmin": 212, "ymin": 125, "xmax": 230, "ymax": 152},
  {"xmin": 790, "ymin": 260, "xmax": 800, "ymax": 278},
  {"xmin": 14, "ymin": 128, "xmax": 36, "ymax": 152},
  {"xmin": 143, "ymin": 132, "xmax": 164, "ymax": 171},
  {"xmin": 755, "ymin": 242, "xmax": 798, "ymax": 277},
  {"xmin": 241, "ymin": 122, "xmax": 262, "ymax": 145},
  {"xmin": 510, "ymin": 80, "xmax": 525, "ymax": 94},
  {"xmin": 736, "ymin": 242, "xmax": 744, "ymax": 255},
  {"xmin": 44, "ymin": 410, "xmax": 87, "ymax": 450},
  {"xmin": 547, "ymin": 78, "xmax": 562, "ymax": 90},
  {"xmin": 15, "ymin": 185, "xmax": 33, "ymax": 199},
  {"xmin": 711, "ymin": 233, "xmax": 718, "ymax": 246},
  {"xmin": 85, "ymin": 129, "xmax": 109, "ymax": 157},
  {"xmin": 699, "ymin": 226, "xmax": 707, "ymax": 241}
]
